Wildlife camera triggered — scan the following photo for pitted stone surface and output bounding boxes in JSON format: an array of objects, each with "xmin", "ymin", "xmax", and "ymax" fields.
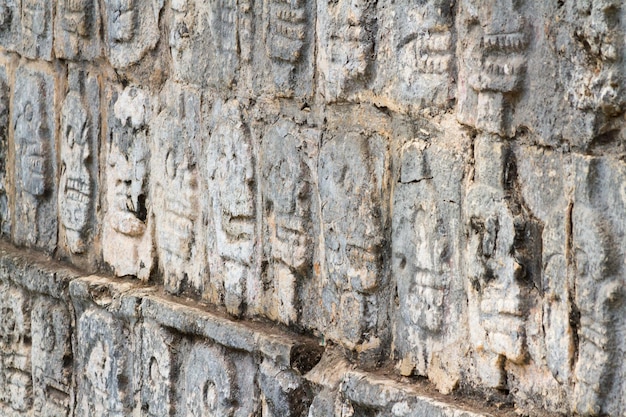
[{"xmin": 0, "ymin": 1, "xmax": 624, "ymax": 416}]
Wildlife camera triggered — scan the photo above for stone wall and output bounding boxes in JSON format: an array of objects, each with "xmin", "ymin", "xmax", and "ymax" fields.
[{"xmin": 0, "ymin": 0, "xmax": 624, "ymax": 416}]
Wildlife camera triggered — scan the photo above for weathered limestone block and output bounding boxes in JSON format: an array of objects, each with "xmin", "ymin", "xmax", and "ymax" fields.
[
  {"xmin": 261, "ymin": 119, "xmax": 318, "ymax": 325},
  {"xmin": 0, "ymin": 0, "xmax": 20, "ymax": 52},
  {"xmin": 170, "ymin": 0, "xmax": 252, "ymax": 89},
  {"xmin": 140, "ymin": 320, "xmax": 175, "ymax": 417},
  {"xmin": 54, "ymin": 0, "xmax": 102, "ymax": 60},
  {"xmin": 555, "ymin": 1, "xmax": 625, "ymax": 146},
  {"xmin": 0, "ymin": 243, "xmax": 80, "ymax": 417},
  {"xmin": 390, "ymin": 0, "xmax": 455, "ymax": 109},
  {"xmin": 318, "ymin": 0, "xmax": 378, "ymax": 101},
  {"xmin": 0, "ymin": 282, "xmax": 31, "ymax": 414},
  {"xmin": 260, "ymin": 358, "xmax": 311, "ymax": 417},
  {"xmin": 20, "ymin": 0, "xmax": 53, "ymax": 60},
  {"xmin": 392, "ymin": 128, "xmax": 466, "ymax": 392},
  {"xmin": 104, "ymin": 0, "xmax": 162, "ymax": 69},
  {"xmin": 457, "ymin": 0, "xmax": 529, "ymax": 137},
  {"xmin": 103, "ymin": 85, "xmax": 154, "ymax": 280},
  {"xmin": 255, "ymin": 0, "xmax": 314, "ymax": 98},
  {"xmin": 319, "ymin": 107, "xmax": 391, "ymax": 357},
  {"xmin": 71, "ymin": 276, "xmax": 143, "ymax": 417},
  {"xmin": 151, "ymin": 82, "xmax": 204, "ymax": 295},
  {"xmin": 140, "ymin": 285, "xmax": 323, "ymax": 416},
  {"xmin": 0, "ymin": 65, "xmax": 9, "ymax": 237},
  {"xmin": 464, "ymin": 136, "xmax": 542, "ymax": 389},
  {"xmin": 570, "ymin": 155, "xmax": 626, "ymax": 416},
  {"xmin": 336, "ymin": 371, "xmax": 495, "ymax": 417},
  {"xmin": 58, "ymin": 66, "xmax": 100, "ymax": 258},
  {"xmin": 206, "ymin": 99, "xmax": 257, "ymax": 316},
  {"xmin": 183, "ymin": 342, "xmax": 258, "ymax": 417},
  {"xmin": 31, "ymin": 298, "xmax": 72, "ymax": 417},
  {"xmin": 12, "ymin": 64, "xmax": 57, "ymax": 253},
  {"xmin": 511, "ymin": 146, "xmax": 573, "ymax": 405}
]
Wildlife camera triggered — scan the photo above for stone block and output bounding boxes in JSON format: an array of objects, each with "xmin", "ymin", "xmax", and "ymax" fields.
[
  {"xmin": 20, "ymin": 0, "xmax": 53, "ymax": 60},
  {"xmin": 0, "ymin": 0, "xmax": 21, "ymax": 52},
  {"xmin": 103, "ymin": 85, "xmax": 154, "ymax": 280},
  {"xmin": 318, "ymin": 106, "xmax": 391, "ymax": 356},
  {"xmin": 54, "ymin": 0, "xmax": 102, "ymax": 60},
  {"xmin": 151, "ymin": 82, "xmax": 205, "ymax": 295},
  {"xmin": 0, "ymin": 64, "xmax": 9, "ymax": 237},
  {"xmin": 388, "ymin": 0, "xmax": 456, "ymax": 110},
  {"xmin": 58, "ymin": 66, "xmax": 100, "ymax": 258},
  {"xmin": 318, "ymin": 0, "xmax": 378, "ymax": 101},
  {"xmin": 170, "ymin": 0, "xmax": 252, "ymax": 90},
  {"xmin": 392, "ymin": 131, "xmax": 466, "ymax": 387},
  {"xmin": 12, "ymin": 64, "xmax": 57, "ymax": 253},
  {"xmin": 206, "ymin": 99, "xmax": 257, "ymax": 315},
  {"xmin": 103, "ymin": 0, "xmax": 162, "ymax": 69},
  {"xmin": 261, "ymin": 119, "xmax": 319, "ymax": 324}
]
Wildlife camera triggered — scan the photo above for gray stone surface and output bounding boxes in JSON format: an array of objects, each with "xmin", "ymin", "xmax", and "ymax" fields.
[
  {"xmin": 206, "ymin": 99, "xmax": 258, "ymax": 316},
  {"xmin": 0, "ymin": 0, "xmax": 21, "ymax": 53},
  {"xmin": 54, "ymin": 0, "xmax": 102, "ymax": 60},
  {"xmin": 104, "ymin": 0, "xmax": 162, "ymax": 69},
  {"xmin": 20, "ymin": 0, "xmax": 53, "ymax": 60},
  {"xmin": 0, "ymin": 1, "xmax": 624, "ymax": 416},
  {"xmin": 58, "ymin": 66, "xmax": 100, "ymax": 258},
  {"xmin": 151, "ymin": 81, "xmax": 205, "ymax": 295},
  {"xmin": 102, "ymin": 85, "xmax": 154, "ymax": 280},
  {"xmin": 12, "ymin": 64, "xmax": 57, "ymax": 253}
]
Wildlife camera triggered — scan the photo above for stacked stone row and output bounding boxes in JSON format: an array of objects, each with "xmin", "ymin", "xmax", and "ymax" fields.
[{"xmin": 0, "ymin": 0, "xmax": 624, "ymax": 416}]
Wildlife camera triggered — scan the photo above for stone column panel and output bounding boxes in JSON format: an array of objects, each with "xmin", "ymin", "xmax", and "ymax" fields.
[
  {"xmin": 54, "ymin": 0, "xmax": 102, "ymax": 60},
  {"xmin": 58, "ymin": 65, "xmax": 100, "ymax": 259},
  {"xmin": 12, "ymin": 64, "xmax": 57, "ymax": 253}
]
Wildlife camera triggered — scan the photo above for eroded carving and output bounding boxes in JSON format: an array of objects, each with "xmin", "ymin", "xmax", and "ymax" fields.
[
  {"xmin": 59, "ymin": 69, "xmax": 98, "ymax": 255},
  {"xmin": 570, "ymin": 158, "xmax": 626, "ymax": 416},
  {"xmin": 13, "ymin": 67, "xmax": 57, "ymax": 252},
  {"xmin": 259, "ymin": 359, "xmax": 310, "ymax": 416},
  {"xmin": 556, "ymin": 0, "xmax": 625, "ymax": 145},
  {"xmin": 170, "ymin": 0, "xmax": 250, "ymax": 88},
  {"xmin": 393, "ymin": 142, "xmax": 455, "ymax": 376},
  {"xmin": 464, "ymin": 138, "xmax": 541, "ymax": 388},
  {"xmin": 262, "ymin": 120, "xmax": 315, "ymax": 324},
  {"xmin": 319, "ymin": 131, "xmax": 388, "ymax": 349},
  {"xmin": 152, "ymin": 85, "xmax": 202, "ymax": 294},
  {"xmin": 21, "ymin": 0, "xmax": 53, "ymax": 60},
  {"xmin": 459, "ymin": 0, "xmax": 528, "ymax": 137},
  {"xmin": 322, "ymin": 0, "xmax": 377, "ymax": 100},
  {"xmin": 207, "ymin": 101, "xmax": 256, "ymax": 315},
  {"xmin": 141, "ymin": 321, "xmax": 175, "ymax": 417},
  {"xmin": 55, "ymin": 0, "xmax": 100, "ymax": 59},
  {"xmin": 394, "ymin": 0, "xmax": 455, "ymax": 107},
  {"xmin": 76, "ymin": 309, "xmax": 132, "ymax": 417},
  {"xmin": 184, "ymin": 343, "xmax": 237, "ymax": 417},
  {"xmin": 31, "ymin": 298, "xmax": 72, "ymax": 417},
  {"xmin": 103, "ymin": 86, "xmax": 153, "ymax": 280},
  {"xmin": 0, "ymin": 0, "xmax": 19, "ymax": 52},
  {"xmin": 265, "ymin": 0, "xmax": 307, "ymax": 93},
  {"xmin": 105, "ymin": 0, "xmax": 162, "ymax": 68},
  {"xmin": 0, "ymin": 283, "xmax": 32, "ymax": 413}
]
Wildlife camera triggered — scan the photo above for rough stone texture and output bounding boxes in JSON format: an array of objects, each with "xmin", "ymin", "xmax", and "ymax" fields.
[
  {"xmin": 0, "ymin": 1, "xmax": 625, "ymax": 416},
  {"xmin": 54, "ymin": 0, "xmax": 102, "ymax": 61},
  {"xmin": 58, "ymin": 65, "xmax": 100, "ymax": 260},
  {"xmin": 12, "ymin": 63, "xmax": 57, "ymax": 253}
]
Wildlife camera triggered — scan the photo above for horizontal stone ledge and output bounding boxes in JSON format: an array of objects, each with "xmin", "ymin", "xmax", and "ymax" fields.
[
  {"xmin": 69, "ymin": 273, "xmax": 325, "ymax": 371},
  {"xmin": 340, "ymin": 370, "xmax": 503, "ymax": 417},
  {"xmin": 0, "ymin": 241, "xmax": 82, "ymax": 301}
]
